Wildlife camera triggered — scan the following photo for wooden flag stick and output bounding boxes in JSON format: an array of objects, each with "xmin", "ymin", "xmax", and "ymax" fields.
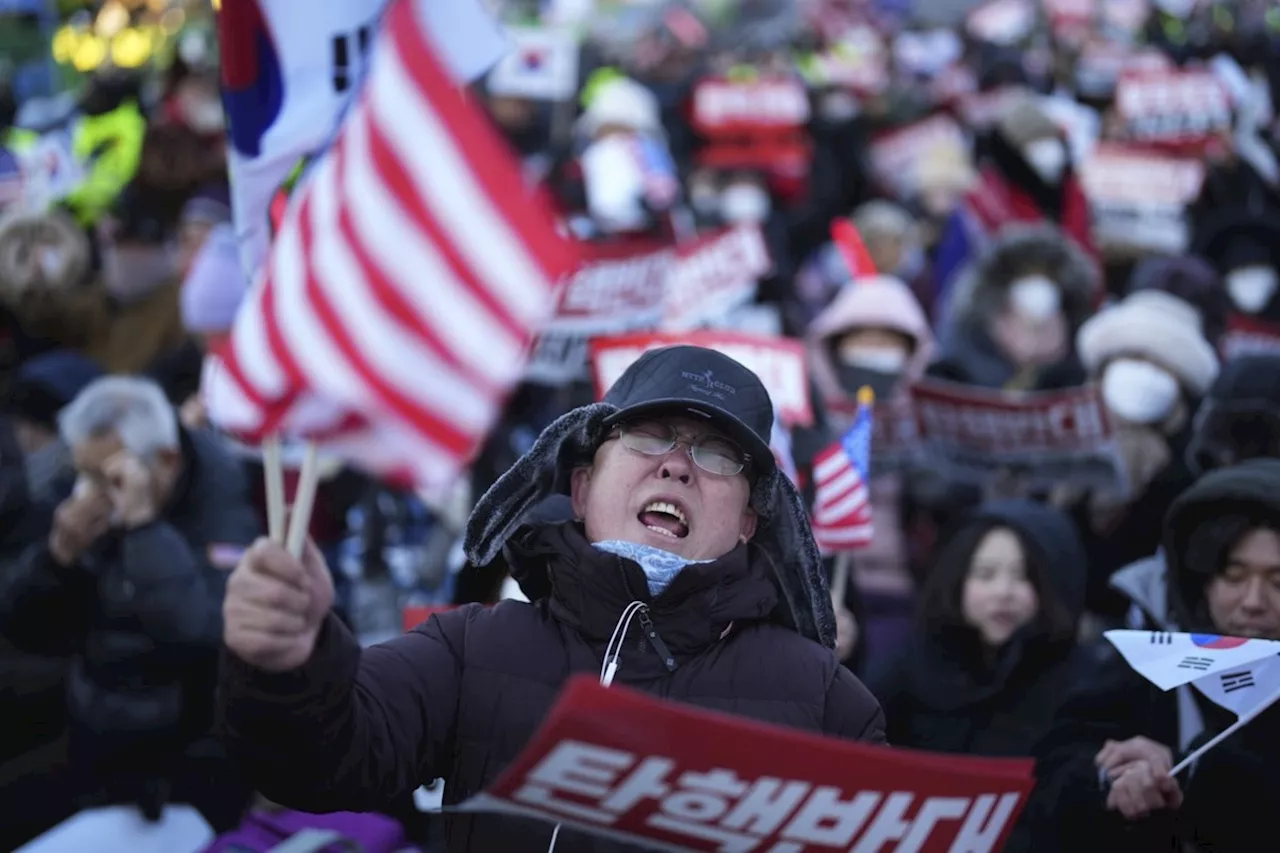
[
  {"xmin": 285, "ymin": 442, "xmax": 321, "ymax": 559},
  {"xmin": 263, "ymin": 436, "xmax": 286, "ymax": 545},
  {"xmin": 831, "ymin": 552, "xmax": 852, "ymax": 605}
]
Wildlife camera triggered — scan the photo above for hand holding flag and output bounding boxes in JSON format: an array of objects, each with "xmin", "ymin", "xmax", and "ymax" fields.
[{"xmin": 1105, "ymin": 630, "xmax": 1280, "ymax": 775}]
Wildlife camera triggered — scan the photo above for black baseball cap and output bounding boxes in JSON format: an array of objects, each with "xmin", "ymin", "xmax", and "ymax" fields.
[{"xmin": 602, "ymin": 345, "xmax": 776, "ymax": 477}]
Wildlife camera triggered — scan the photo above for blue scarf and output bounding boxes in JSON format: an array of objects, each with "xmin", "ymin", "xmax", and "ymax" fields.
[{"xmin": 593, "ymin": 539, "xmax": 711, "ymax": 597}]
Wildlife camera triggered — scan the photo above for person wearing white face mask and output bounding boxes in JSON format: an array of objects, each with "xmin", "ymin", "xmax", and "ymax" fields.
[
  {"xmin": 718, "ymin": 178, "xmax": 773, "ymax": 225},
  {"xmin": 1066, "ymin": 290, "xmax": 1220, "ymax": 618},
  {"xmin": 1225, "ymin": 265, "xmax": 1280, "ymax": 315},
  {"xmin": 807, "ymin": 274, "xmax": 936, "ymax": 674},
  {"xmin": 932, "ymin": 225, "xmax": 1097, "ymax": 391},
  {"xmin": 930, "ymin": 96, "xmax": 1098, "ymax": 301}
]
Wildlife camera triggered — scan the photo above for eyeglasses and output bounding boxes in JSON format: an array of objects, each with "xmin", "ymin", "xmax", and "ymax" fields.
[{"xmin": 611, "ymin": 420, "xmax": 750, "ymax": 477}]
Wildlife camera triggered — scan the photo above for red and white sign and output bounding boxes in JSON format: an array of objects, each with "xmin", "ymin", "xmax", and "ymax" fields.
[
  {"xmin": 530, "ymin": 229, "xmax": 771, "ymax": 384},
  {"xmin": 1115, "ymin": 69, "xmax": 1232, "ymax": 150},
  {"xmin": 1080, "ymin": 143, "xmax": 1205, "ymax": 254},
  {"xmin": 910, "ymin": 379, "xmax": 1126, "ymax": 492},
  {"xmin": 868, "ymin": 114, "xmax": 968, "ymax": 200},
  {"xmin": 461, "ymin": 676, "xmax": 1034, "ymax": 852},
  {"xmin": 664, "ymin": 225, "xmax": 771, "ymax": 330},
  {"xmin": 691, "ymin": 78, "xmax": 811, "ymax": 137},
  {"xmin": 590, "ymin": 331, "xmax": 814, "ymax": 427},
  {"xmin": 1222, "ymin": 313, "xmax": 1280, "ymax": 361}
]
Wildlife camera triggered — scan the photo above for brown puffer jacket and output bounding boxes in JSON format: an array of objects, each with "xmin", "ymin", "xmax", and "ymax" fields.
[{"xmin": 217, "ymin": 522, "xmax": 885, "ymax": 852}]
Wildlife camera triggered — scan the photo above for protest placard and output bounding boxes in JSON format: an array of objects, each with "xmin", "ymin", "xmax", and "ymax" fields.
[
  {"xmin": 868, "ymin": 114, "xmax": 968, "ymax": 199},
  {"xmin": 529, "ymin": 227, "xmax": 771, "ymax": 385},
  {"xmin": 1114, "ymin": 69, "xmax": 1232, "ymax": 151},
  {"xmin": 908, "ymin": 378, "xmax": 1126, "ymax": 493},
  {"xmin": 663, "ymin": 225, "xmax": 772, "ymax": 331},
  {"xmin": 459, "ymin": 676, "xmax": 1034, "ymax": 852},
  {"xmin": 828, "ymin": 395, "xmax": 923, "ymax": 473},
  {"xmin": 1079, "ymin": 143, "xmax": 1205, "ymax": 255},
  {"xmin": 590, "ymin": 330, "xmax": 813, "ymax": 427},
  {"xmin": 690, "ymin": 77, "xmax": 812, "ymax": 138},
  {"xmin": 1221, "ymin": 313, "xmax": 1280, "ymax": 361}
]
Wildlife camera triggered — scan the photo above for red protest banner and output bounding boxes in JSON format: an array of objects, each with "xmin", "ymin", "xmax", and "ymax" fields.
[
  {"xmin": 690, "ymin": 77, "xmax": 811, "ymax": 138},
  {"xmin": 1079, "ymin": 143, "xmax": 1205, "ymax": 255},
  {"xmin": 529, "ymin": 228, "xmax": 773, "ymax": 385},
  {"xmin": 460, "ymin": 676, "xmax": 1034, "ymax": 852},
  {"xmin": 909, "ymin": 378, "xmax": 1125, "ymax": 492},
  {"xmin": 1222, "ymin": 313, "xmax": 1280, "ymax": 361},
  {"xmin": 590, "ymin": 330, "xmax": 814, "ymax": 427},
  {"xmin": 663, "ymin": 225, "xmax": 772, "ymax": 331},
  {"xmin": 869, "ymin": 114, "xmax": 968, "ymax": 199},
  {"xmin": 1114, "ymin": 69, "xmax": 1232, "ymax": 152}
]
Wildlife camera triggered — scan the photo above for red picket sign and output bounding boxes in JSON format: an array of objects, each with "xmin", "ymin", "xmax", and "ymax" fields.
[
  {"xmin": 590, "ymin": 330, "xmax": 814, "ymax": 427},
  {"xmin": 459, "ymin": 676, "xmax": 1034, "ymax": 852}
]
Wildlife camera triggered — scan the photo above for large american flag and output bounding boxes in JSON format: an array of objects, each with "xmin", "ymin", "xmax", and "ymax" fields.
[
  {"xmin": 810, "ymin": 392, "xmax": 874, "ymax": 552},
  {"xmin": 206, "ymin": 0, "xmax": 579, "ymax": 496}
]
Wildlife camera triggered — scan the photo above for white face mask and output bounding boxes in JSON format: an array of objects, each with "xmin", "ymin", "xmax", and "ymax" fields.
[
  {"xmin": 1023, "ymin": 138, "xmax": 1066, "ymax": 184},
  {"xmin": 1101, "ymin": 358, "xmax": 1180, "ymax": 425},
  {"xmin": 720, "ymin": 184, "xmax": 772, "ymax": 224},
  {"xmin": 1226, "ymin": 265, "xmax": 1279, "ymax": 314},
  {"xmin": 838, "ymin": 343, "xmax": 908, "ymax": 372},
  {"xmin": 1008, "ymin": 275, "xmax": 1062, "ymax": 321},
  {"xmin": 820, "ymin": 91, "xmax": 860, "ymax": 123}
]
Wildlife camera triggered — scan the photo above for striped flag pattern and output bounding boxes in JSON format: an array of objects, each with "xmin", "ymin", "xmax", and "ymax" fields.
[
  {"xmin": 207, "ymin": 0, "xmax": 579, "ymax": 497},
  {"xmin": 810, "ymin": 392, "xmax": 874, "ymax": 552}
]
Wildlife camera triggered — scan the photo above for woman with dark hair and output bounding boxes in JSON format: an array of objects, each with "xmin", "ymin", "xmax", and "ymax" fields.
[{"xmin": 868, "ymin": 499, "xmax": 1087, "ymax": 757}]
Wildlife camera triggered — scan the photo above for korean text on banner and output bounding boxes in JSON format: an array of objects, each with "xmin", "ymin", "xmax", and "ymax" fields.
[
  {"xmin": 1079, "ymin": 143, "xmax": 1205, "ymax": 255},
  {"xmin": 1221, "ymin": 313, "xmax": 1280, "ymax": 361},
  {"xmin": 529, "ymin": 227, "xmax": 771, "ymax": 386},
  {"xmin": 590, "ymin": 331, "xmax": 813, "ymax": 427},
  {"xmin": 459, "ymin": 676, "xmax": 1034, "ymax": 852},
  {"xmin": 1114, "ymin": 69, "xmax": 1232, "ymax": 151},
  {"xmin": 909, "ymin": 378, "xmax": 1126, "ymax": 493}
]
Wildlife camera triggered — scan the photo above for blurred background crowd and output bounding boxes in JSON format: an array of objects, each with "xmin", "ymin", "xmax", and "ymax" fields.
[{"xmin": 2, "ymin": 0, "xmax": 1280, "ymax": 849}]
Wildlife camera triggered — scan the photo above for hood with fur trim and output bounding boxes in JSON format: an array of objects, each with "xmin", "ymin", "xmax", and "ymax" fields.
[
  {"xmin": 464, "ymin": 403, "xmax": 837, "ymax": 649},
  {"xmin": 941, "ymin": 224, "xmax": 1098, "ymax": 339},
  {"xmin": 807, "ymin": 275, "xmax": 934, "ymax": 407}
]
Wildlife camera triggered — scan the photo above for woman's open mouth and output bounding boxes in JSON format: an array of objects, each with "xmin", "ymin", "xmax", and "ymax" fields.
[{"xmin": 638, "ymin": 501, "xmax": 690, "ymax": 539}]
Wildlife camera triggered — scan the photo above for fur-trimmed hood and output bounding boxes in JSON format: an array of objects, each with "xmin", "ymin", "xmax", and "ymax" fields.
[
  {"xmin": 807, "ymin": 275, "xmax": 934, "ymax": 408},
  {"xmin": 941, "ymin": 224, "xmax": 1098, "ymax": 337},
  {"xmin": 463, "ymin": 404, "xmax": 837, "ymax": 649}
]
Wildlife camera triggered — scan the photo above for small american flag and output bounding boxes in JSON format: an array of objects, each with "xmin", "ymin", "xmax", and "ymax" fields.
[
  {"xmin": 207, "ymin": 0, "xmax": 579, "ymax": 497},
  {"xmin": 810, "ymin": 387, "xmax": 874, "ymax": 553}
]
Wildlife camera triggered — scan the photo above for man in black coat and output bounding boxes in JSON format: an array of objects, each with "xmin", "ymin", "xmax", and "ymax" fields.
[
  {"xmin": 0, "ymin": 376, "xmax": 258, "ymax": 848},
  {"xmin": 217, "ymin": 345, "xmax": 885, "ymax": 852},
  {"xmin": 1025, "ymin": 459, "xmax": 1280, "ymax": 853}
]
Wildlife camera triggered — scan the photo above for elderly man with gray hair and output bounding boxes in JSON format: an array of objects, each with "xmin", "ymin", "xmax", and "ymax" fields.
[{"xmin": 0, "ymin": 376, "xmax": 259, "ymax": 849}]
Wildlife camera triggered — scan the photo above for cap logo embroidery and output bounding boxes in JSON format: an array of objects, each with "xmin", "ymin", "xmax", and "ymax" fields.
[{"xmin": 681, "ymin": 369, "xmax": 736, "ymax": 401}]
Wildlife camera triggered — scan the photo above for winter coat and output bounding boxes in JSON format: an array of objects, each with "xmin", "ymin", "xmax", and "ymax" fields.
[
  {"xmin": 1027, "ymin": 460, "xmax": 1280, "ymax": 852},
  {"xmin": 217, "ymin": 521, "xmax": 886, "ymax": 852},
  {"xmin": 0, "ymin": 428, "xmax": 257, "ymax": 776},
  {"xmin": 869, "ymin": 500, "xmax": 1088, "ymax": 758}
]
